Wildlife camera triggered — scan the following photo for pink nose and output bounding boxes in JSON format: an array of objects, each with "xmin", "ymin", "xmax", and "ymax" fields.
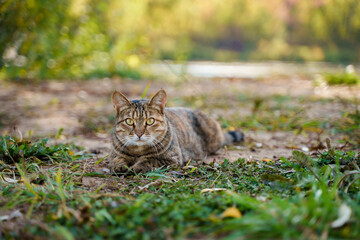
[{"xmin": 136, "ymin": 132, "xmax": 144, "ymax": 138}]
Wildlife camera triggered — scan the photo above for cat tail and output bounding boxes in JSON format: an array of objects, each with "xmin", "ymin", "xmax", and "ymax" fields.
[{"xmin": 224, "ymin": 130, "xmax": 244, "ymax": 145}]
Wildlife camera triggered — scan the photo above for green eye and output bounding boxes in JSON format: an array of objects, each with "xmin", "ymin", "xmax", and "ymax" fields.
[
  {"xmin": 146, "ymin": 118, "xmax": 155, "ymax": 125},
  {"xmin": 125, "ymin": 118, "xmax": 134, "ymax": 125}
]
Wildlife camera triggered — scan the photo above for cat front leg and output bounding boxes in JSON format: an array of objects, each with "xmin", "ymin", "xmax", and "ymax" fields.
[
  {"xmin": 129, "ymin": 157, "xmax": 179, "ymax": 173},
  {"xmin": 129, "ymin": 160, "xmax": 152, "ymax": 173},
  {"xmin": 109, "ymin": 155, "xmax": 133, "ymax": 173}
]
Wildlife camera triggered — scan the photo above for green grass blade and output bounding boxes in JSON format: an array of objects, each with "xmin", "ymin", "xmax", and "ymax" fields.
[{"xmin": 141, "ymin": 81, "xmax": 151, "ymax": 99}]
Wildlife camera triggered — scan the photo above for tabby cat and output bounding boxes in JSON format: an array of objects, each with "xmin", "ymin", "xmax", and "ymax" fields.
[{"xmin": 109, "ymin": 89, "xmax": 244, "ymax": 173}]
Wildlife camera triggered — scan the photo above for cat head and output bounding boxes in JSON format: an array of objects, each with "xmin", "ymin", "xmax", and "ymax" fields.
[{"xmin": 111, "ymin": 89, "xmax": 167, "ymax": 147}]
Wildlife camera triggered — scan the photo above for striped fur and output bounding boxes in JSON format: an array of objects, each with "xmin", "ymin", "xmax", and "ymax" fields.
[{"xmin": 108, "ymin": 89, "xmax": 243, "ymax": 173}]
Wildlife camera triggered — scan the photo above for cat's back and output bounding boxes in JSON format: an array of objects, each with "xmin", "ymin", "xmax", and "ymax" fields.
[
  {"xmin": 166, "ymin": 107, "xmax": 205, "ymax": 134},
  {"xmin": 164, "ymin": 107, "xmax": 205, "ymax": 156},
  {"xmin": 164, "ymin": 107, "xmax": 216, "ymax": 130},
  {"xmin": 164, "ymin": 107, "xmax": 210, "ymax": 139},
  {"xmin": 165, "ymin": 107, "xmax": 192, "ymax": 116},
  {"xmin": 164, "ymin": 106, "xmax": 224, "ymax": 159},
  {"xmin": 164, "ymin": 107, "xmax": 196, "ymax": 127}
]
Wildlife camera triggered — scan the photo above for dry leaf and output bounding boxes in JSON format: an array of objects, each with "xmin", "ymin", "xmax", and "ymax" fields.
[
  {"xmin": 200, "ymin": 188, "xmax": 227, "ymax": 194},
  {"xmin": 222, "ymin": 207, "xmax": 242, "ymax": 218},
  {"xmin": 303, "ymin": 127, "xmax": 322, "ymax": 133},
  {"xmin": 285, "ymin": 145, "xmax": 301, "ymax": 150},
  {"xmin": 331, "ymin": 204, "xmax": 351, "ymax": 228},
  {"xmin": 3, "ymin": 177, "xmax": 19, "ymax": 183},
  {"xmin": 261, "ymin": 158, "xmax": 272, "ymax": 162},
  {"xmin": 301, "ymin": 147, "xmax": 309, "ymax": 152},
  {"xmin": 0, "ymin": 209, "xmax": 23, "ymax": 221}
]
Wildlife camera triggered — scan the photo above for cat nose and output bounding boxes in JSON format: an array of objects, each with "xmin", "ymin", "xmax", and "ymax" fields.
[{"xmin": 136, "ymin": 132, "xmax": 144, "ymax": 138}]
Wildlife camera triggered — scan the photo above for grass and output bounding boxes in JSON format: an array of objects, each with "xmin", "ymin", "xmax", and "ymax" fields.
[
  {"xmin": 2, "ymin": 65, "xmax": 144, "ymax": 81},
  {"xmin": 0, "ymin": 136, "xmax": 81, "ymax": 164},
  {"xmin": 334, "ymin": 108, "xmax": 360, "ymax": 146},
  {"xmin": 1, "ymin": 136, "xmax": 360, "ymax": 239},
  {"xmin": 324, "ymin": 73, "xmax": 360, "ymax": 86},
  {"xmin": 78, "ymin": 109, "xmax": 114, "ymax": 135}
]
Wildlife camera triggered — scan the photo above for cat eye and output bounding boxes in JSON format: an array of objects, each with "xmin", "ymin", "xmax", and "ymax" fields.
[
  {"xmin": 146, "ymin": 118, "xmax": 155, "ymax": 125},
  {"xmin": 125, "ymin": 118, "xmax": 134, "ymax": 126}
]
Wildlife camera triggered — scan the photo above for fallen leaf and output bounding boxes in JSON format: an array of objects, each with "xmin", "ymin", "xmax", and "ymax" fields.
[
  {"xmin": 222, "ymin": 207, "xmax": 242, "ymax": 218},
  {"xmin": 2, "ymin": 177, "xmax": 19, "ymax": 183},
  {"xmin": 200, "ymin": 188, "xmax": 227, "ymax": 194},
  {"xmin": 0, "ymin": 209, "xmax": 23, "ymax": 221},
  {"xmin": 261, "ymin": 158, "xmax": 272, "ymax": 162},
  {"xmin": 0, "ymin": 215, "xmax": 9, "ymax": 221},
  {"xmin": 286, "ymin": 145, "xmax": 301, "ymax": 150},
  {"xmin": 183, "ymin": 165, "xmax": 196, "ymax": 170},
  {"xmin": 304, "ymin": 127, "xmax": 323, "ymax": 133},
  {"xmin": 331, "ymin": 204, "xmax": 351, "ymax": 228},
  {"xmin": 169, "ymin": 171, "xmax": 185, "ymax": 176},
  {"xmin": 301, "ymin": 147, "xmax": 309, "ymax": 152},
  {"xmin": 138, "ymin": 179, "xmax": 171, "ymax": 190}
]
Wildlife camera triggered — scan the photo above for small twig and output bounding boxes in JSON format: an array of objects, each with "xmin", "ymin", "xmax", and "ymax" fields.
[
  {"xmin": 79, "ymin": 159, "xmax": 89, "ymax": 181},
  {"xmin": 16, "ymin": 126, "xmax": 23, "ymax": 142},
  {"xmin": 339, "ymin": 141, "xmax": 349, "ymax": 150},
  {"xmin": 337, "ymin": 170, "xmax": 360, "ymax": 189},
  {"xmin": 211, "ymin": 172, "xmax": 222, "ymax": 187},
  {"xmin": 328, "ymin": 164, "xmax": 337, "ymax": 182},
  {"xmin": 345, "ymin": 175, "xmax": 360, "ymax": 193},
  {"xmin": 257, "ymin": 161, "xmax": 283, "ymax": 172},
  {"xmin": 351, "ymin": 161, "xmax": 360, "ymax": 171},
  {"xmin": 305, "ymin": 163, "xmax": 323, "ymax": 184},
  {"xmin": 138, "ymin": 179, "xmax": 171, "ymax": 191},
  {"xmin": 293, "ymin": 152, "xmax": 323, "ymax": 184}
]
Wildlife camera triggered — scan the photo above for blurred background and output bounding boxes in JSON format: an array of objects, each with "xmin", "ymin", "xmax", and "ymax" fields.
[{"xmin": 1, "ymin": 0, "xmax": 360, "ymax": 80}]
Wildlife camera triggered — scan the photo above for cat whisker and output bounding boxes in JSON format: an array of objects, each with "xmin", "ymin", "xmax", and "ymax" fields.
[
  {"xmin": 115, "ymin": 135, "xmax": 127, "ymax": 145},
  {"xmin": 157, "ymin": 134, "xmax": 172, "ymax": 146},
  {"xmin": 152, "ymin": 136, "xmax": 171, "ymax": 153},
  {"xmin": 150, "ymin": 141, "xmax": 160, "ymax": 156},
  {"xmin": 119, "ymin": 139, "xmax": 130, "ymax": 152},
  {"xmin": 151, "ymin": 137, "xmax": 165, "ymax": 149}
]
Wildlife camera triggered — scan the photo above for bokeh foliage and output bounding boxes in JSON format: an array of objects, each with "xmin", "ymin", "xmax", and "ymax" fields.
[{"xmin": 1, "ymin": 0, "xmax": 360, "ymax": 79}]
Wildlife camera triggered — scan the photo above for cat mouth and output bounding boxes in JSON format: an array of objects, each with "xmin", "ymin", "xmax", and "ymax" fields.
[
  {"xmin": 125, "ymin": 135, "xmax": 152, "ymax": 146},
  {"xmin": 132, "ymin": 141, "xmax": 149, "ymax": 147},
  {"xmin": 131, "ymin": 138, "xmax": 148, "ymax": 145}
]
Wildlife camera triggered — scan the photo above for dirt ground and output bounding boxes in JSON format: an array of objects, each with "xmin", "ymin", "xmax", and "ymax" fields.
[{"xmin": 1, "ymin": 74, "xmax": 359, "ymax": 165}]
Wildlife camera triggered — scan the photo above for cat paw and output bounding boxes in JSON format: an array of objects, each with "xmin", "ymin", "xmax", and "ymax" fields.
[
  {"xmin": 129, "ymin": 164, "xmax": 151, "ymax": 174},
  {"xmin": 110, "ymin": 157, "xmax": 130, "ymax": 173}
]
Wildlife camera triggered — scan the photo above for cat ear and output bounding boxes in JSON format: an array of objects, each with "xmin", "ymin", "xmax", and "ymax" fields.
[
  {"xmin": 149, "ymin": 89, "xmax": 167, "ymax": 113},
  {"xmin": 112, "ymin": 90, "xmax": 131, "ymax": 113}
]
